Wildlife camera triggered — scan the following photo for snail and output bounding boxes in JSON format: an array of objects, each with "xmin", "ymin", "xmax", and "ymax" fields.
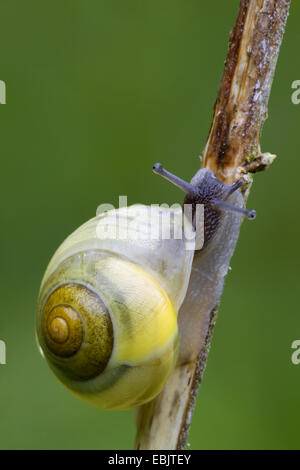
[{"xmin": 36, "ymin": 164, "xmax": 255, "ymax": 410}]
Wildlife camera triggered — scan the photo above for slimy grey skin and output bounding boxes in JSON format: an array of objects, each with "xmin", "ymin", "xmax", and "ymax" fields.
[{"xmin": 152, "ymin": 163, "xmax": 255, "ymax": 363}]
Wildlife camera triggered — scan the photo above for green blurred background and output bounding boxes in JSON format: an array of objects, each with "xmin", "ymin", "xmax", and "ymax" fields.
[{"xmin": 0, "ymin": 0, "xmax": 299, "ymax": 450}]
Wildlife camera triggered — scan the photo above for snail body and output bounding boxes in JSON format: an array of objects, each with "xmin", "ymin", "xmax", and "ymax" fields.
[{"xmin": 36, "ymin": 165, "xmax": 255, "ymax": 410}]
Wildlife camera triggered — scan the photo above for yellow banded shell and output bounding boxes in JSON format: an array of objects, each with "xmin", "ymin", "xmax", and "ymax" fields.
[{"xmin": 36, "ymin": 205, "xmax": 193, "ymax": 409}]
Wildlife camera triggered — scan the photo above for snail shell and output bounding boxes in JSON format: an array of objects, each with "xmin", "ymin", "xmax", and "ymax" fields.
[
  {"xmin": 37, "ymin": 165, "xmax": 255, "ymax": 411},
  {"xmin": 36, "ymin": 205, "xmax": 194, "ymax": 410}
]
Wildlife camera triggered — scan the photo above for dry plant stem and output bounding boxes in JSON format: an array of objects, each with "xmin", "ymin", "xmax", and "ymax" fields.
[
  {"xmin": 203, "ymin": 0, "xmax": 291, "ymax": 184},
  {"xmin": 134, "ymin": 0, "xmax": 290, "ymax": 450}
]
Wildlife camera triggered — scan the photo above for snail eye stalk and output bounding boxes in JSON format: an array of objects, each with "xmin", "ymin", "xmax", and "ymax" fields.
[
  {"xmin": 153, "ymin": 163, "xmax": 256, "ymax": 220},
  {"xmin": 211, "ymin": 199, "xmax": 256, "ymax": 220},
  {"xmin": 153, "ymin": 163, "xmax": 197, "ymax": 196},
  {"xmin": 225, "ymin": 179, "xmax": 243, "ymax": 198}
]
